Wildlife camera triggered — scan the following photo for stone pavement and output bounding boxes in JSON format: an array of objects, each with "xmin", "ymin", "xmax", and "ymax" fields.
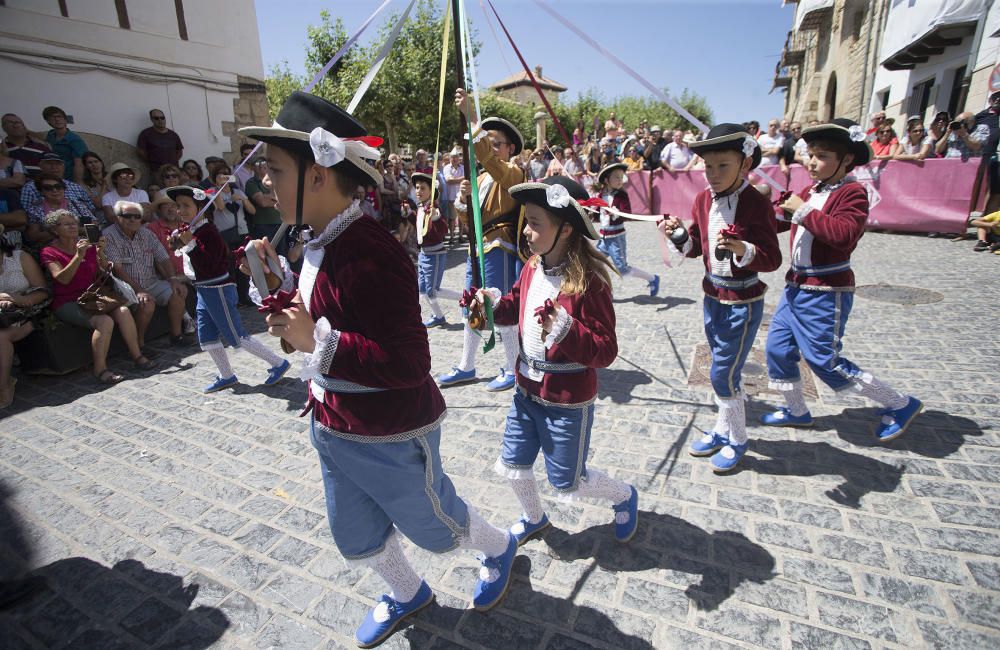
[{"xmin": 1, "ymin": 226, "xmax": 999, "ymax": 649}]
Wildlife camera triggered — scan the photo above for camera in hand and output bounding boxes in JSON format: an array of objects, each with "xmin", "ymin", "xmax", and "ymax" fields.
[
  {"xmin": 84, "ymin": 224, "xmax": 100, "ymax": 243},
  {"xmin": 949, "ymin": 121, "xmax": 962, "ymax": 131}
]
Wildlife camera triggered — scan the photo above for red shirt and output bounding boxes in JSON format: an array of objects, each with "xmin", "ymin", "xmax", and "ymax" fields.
[
  {"xmin": 145, "ymin": 220, "xmax": 184, "ymax": 275},
  {"xmin": 41, "ymin": 245, "xmax": 98, "ymax": 309}
]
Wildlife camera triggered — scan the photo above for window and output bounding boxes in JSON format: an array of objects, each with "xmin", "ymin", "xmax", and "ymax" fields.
[
  {"xmin": 909, "ymin": 78, "xmax": 934, "ymax": 121},
  {"xmin": 876, "ymin": 89, "xmax": 889, "ymax": 111},
  {"xmin": 947, "ymin": 66, "xmax": 966, "ymax": 117}
]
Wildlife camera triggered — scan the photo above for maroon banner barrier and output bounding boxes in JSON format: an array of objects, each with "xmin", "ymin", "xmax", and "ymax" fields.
[{"xmin": 625, "ymin": 158, "xmax": 983, "ymax": 234}]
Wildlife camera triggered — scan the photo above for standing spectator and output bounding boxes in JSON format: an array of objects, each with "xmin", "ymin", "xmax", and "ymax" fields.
[
  {"xmin": 245, "ymin": 157, "xmax": 283, "ymax": 241},
  {"xmin": 136, "ymin": 109, "xmax": 183, "ymax": 175},
  {"xmin": 209, "ymin": 167, "xmax": 252, "ymax": 246},
  {"xmin": 21, "ymin": 153, "xmax": 98, "ymax": 231},
  {"xmin": 642, "ymin": 126, "xmax": 666, "ymax": 170},
  {"xmin": 660, "ymin": 130, "xmax": 695, "ymax": 172},
  {"xmin": 779, "ymin": 122, "xmax": 803, "ymax": 174},
  {"xmin": 101, "ymin": 163, "xmax": 150, "ymax": 225},
  {"xmin": 871, "ymin": 123, "xmax": 898, "ymax": 160},
  {"xmin": 441, "ymin": 148, "xmax": 465, "ymax": 241},
  {"xmin": 414, "ymin": 149, "xmax": 432, "ymax": 174},
  {"xmin": 866, "ymin": 111, "xmax": 887, "ymax": 141},
  {"xmin": 894, "ymin": 121, "xmax": 934, "ymax": 160},
  {"xmin": 563, "ymin": 146, "xmax": 584, "ymax": 179},
  {"xmin": 604, "ymin": 112, "xmax": 620, "ymax": 140},
  {"xmin": 41, "ymin": 210, "xmax": 154, "ymax": 384},
  {"xmin": 42, "ymin": 106, "xmax": 87, "ymax": 183},
  {"xmin": 936, "ymin": 111, "xmax": 988, "ymax": 161},
  {"xmin": 103, "ymin": 200, "xmax": 188, "ymax": 346},
  {"xmin": 156, "ymin": 164, "xmax": 184, "ymax": 191},
  {"xmin": 544, "ymin": 147, "xmax": 565, "ymax": 177},
  {"xmin": 757, "ymin": 119, "xmax": 784, "ymax": 166},
  {"xmin": 232, "ymin": 143, "xmax": 255, "ymax": 191},
  {"xmin": 585, "ymin": 142, "xmax": 603, "ymax": 174},
  {"xmin": 0, "ymin": 229, "xmax": 49, "ymax": 407},
  {"xmin": 528, "ymin": 149, "xmax": 549, "ymax": 180},
  {"xmin": 2, "ymin": 113, "xmax": 51, "ymax": 178},
  {"xmin": 81, "ymin": 152, "xmax": 110, "ymax": 209},
  {"xmin": 0, "ymin": 142, "xmax": 26, "ymax": 193},
  {"xmin": 572, "ymin": 126, "xmax": 583, "ymax": 146},
  {"xmin": 181, "ymin": 159, "xmax": 205, "ymax": 186}
]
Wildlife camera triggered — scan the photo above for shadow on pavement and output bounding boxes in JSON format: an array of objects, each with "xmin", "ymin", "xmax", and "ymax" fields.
[{"xmin": 542, "ymin": 512, "xmax": 776, "ymax": 612}]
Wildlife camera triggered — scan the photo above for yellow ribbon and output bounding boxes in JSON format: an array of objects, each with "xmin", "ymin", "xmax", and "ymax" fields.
[{"xmin": 420, "ymin": 2, "xmax": 452, "ymax": 241}]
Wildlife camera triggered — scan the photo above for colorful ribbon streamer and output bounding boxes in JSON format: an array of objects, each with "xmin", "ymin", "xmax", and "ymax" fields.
[
  {"xmin": 347, "ymin": 0, "xmax": 418, "ymax": 114},
  {"xmin": 421, "ymin": 1, "xmax": 453, "ymax": 243}
]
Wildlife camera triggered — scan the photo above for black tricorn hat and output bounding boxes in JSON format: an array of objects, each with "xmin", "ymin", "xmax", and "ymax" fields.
[
  {"xmin": 597, "ymin": 162, "xmax": 628, "ymax": 184},
  {"xmin": 508, "ymin": 176, "xmax": 599, "ymax": 240},
  {"xmin": 239, "ymin": 91, "xmax": 382, "ymax": 187},
  {"xmin": 163, "ymin": 185, "xmax": 209, "ymax": 203},
  {"xmin": 688, "ymin": 123, "xmax": 762, "ymax": 170},
  {"xmin": 480, "ymin": 117, "xmax": 524, "ymax": 155},
  {"xmin": 801, "ymin": 118, "xmax": 872, "ymax": 166},
  {"xmin": 410, "ymin": 172, "xmax": 439, "ymax": 200}
]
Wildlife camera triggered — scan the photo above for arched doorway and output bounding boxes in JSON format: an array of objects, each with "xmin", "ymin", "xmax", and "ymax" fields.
[{"xmin": 825, "ymin": 74, "xmax": 838, "ymax": 121}]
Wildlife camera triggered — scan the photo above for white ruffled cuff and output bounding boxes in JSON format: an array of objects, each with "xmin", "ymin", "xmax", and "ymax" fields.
[
  {"xmin": 454, "ymin": 196, "xmax": 467, "ymax": 213},
  {"xmin": 299, "ymin": 317, "xmax": 340, "ymax": 381},
  {"xmin": 248, "ymin": 255, "xmax": 295, "ymax": 307},
  {"xmin": 666, "ymin": 234, "xmax": 693, "ymax": 258},
  {"xmin": 492, "ymin": 458, "xmax": 535, "ymax": 481},
  {"xmin": 178, "ymin": 239, "xmax": 196, "ymax": 254},
  {"xmin": 471, "ymin": 127, "xmax": 489, "ymax": 144},
  {"xmin": 482, "ymin": 287, "xmax": 502, "ymax": 304},
  {"xmin": 733, "ymin": 241, "xmax": 756, "ymax": 268},
  {"xmin": 544, "ymin": 307, "xmax": 572, "ymax": 349},
  {"xmin": 791, "ymin": 203, "xmax": 813, "ymax": 225}
]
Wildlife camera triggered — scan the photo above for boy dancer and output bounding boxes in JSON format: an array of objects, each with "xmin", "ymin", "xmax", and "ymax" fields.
[
  {"xmin": 438, "ymin": 88, "xmax": 526, "ymax": 392},
  {"xmin": 412, "ymin": 172, "xmax": 461, "ymax": 327},
  {"xmin": 240, "ymin": 92, "xmax": 516, "ymax": 648},
  {"xmin": 766, "ymin": 118, "xmax": 922, "ymax": 440},
  {"xmin": 659, "ymin": 124, "xmax": 781, "ymax": 472}
]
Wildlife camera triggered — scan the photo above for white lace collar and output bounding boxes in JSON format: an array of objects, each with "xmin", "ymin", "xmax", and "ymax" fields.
[
  {"xmin": 307, "ymin": 201, "xmax": 363, "ymax": 249},
  {"xmin": 814, "ymin": 175, "xmax": 856, "ymax": 194}
]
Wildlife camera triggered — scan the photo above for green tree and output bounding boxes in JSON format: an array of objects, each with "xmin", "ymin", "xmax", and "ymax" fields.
[{"xmin": 264, "ymin": 62, "xmax": 303, "ymax": 122}]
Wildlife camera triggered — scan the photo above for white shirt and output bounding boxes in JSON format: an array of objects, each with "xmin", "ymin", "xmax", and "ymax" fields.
[
  {"xmin": 757, "ymin": 133, "xmax": 785, "ymax": 166},
  {"xmin": 102, "ymin": 188, "xmax": 149, "ymax": 208}
]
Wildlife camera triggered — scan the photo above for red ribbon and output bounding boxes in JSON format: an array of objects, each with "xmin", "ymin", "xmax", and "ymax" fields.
[
  {"xmin": 458, "ymin": 288, "xmax": 479, "ymax": 308},
  {"xmin": 533, "ymin": 298, "xmax": 556, "ymax": 324},
  {"xmin": 719, "ymin": 224, "xmax": 743, "ymax": 240},
  {"xmin": 773, "ymin": 190, "xmax": 793, "ymax": 208},
  {"xmin": 232, "ymin": 236, "xmax": 253, "ymax": 261},
  {"xmin": 578, "ymin": 197, "xmax": 609, "ymax": 209},
  {"xmin": 257, "ymin": 289, "xmax": 297, "ymax": 315},
  {"xmin": 345, "ymin": 135, "xmax": 384, "ymax": 147}
]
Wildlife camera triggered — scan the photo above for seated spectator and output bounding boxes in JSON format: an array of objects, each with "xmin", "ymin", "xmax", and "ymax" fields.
[
  {"xmin": 101, "ymin": 163, "xmax": 150, "ymax": 225},
  {"xmin": 136, "ymin": 109, "xmax": 183, "ymax": 174},
  {"xmin": 936, "ymin": 111, "xmax": 989, "ymax": 161},
  {"xmin": 970, "ymin": 210, "xmax": 1000, "ymax": 252},
  {"xmin": 871, "ymin": 123, "xmax": 898, "ymax": 159},
  {"xmin": 0, "ymin": 226, "xmax": 49, "ymax": 407},
  {"xmin": 894, "ymin": 120, "xmax": 934, "ymax": 160},
  {"xmin": 21, "ymin": 153, "xmax": 98, "ymax": 224},
  {"xmin": 585, "ymin": 142, "xmax": 603, "ymax": 175},
  {"xmin": 661, "ymin": 130, "xmax": 695, "ymax": 172},
  {"xmin": 156, "ymin": 164, "xmax": 184, "ymax": 190},
  {"xmin": 210, "ymin": 167, "xmax": 253, "ymax": 247},
  {"xmin": 42, "ymin": 106, "xmax": 87, "ymax": 183},
  {"xmin": 757, "ymin": 119, "xmax": 784, "ymax": 166},
  {"xmin": 245, "ymin": 158, "xmax": 282, "ymax": 241},
  {"xmin": 0, "ymin": 142, "xmax": 26, "ymax": 192},
  {"xmin": 26, "ymin": 174, "xmax": 96, "ymax": 246},
  {"xmin": 201, "ymin": 157, "xmax": 227, "ymax": 189},
  {"xmin": 146, "ymin": 193, "xmax": 185, "ymax": 272},
  {"xmin": 779, "ymin": 122, "xmax": 803, "ymax": 174},
  {"xmin": 2, "ymin": 113, "xmax": 51, "ymax": 179},
  {"xmin": 145, "ymin": 184, "xmax": 162, "ymax": 207},
  {"xmin": 40, "ymin": 209, "xmax": 155, "ymax": 384},
  {"xmin": 103, "ymin": 200, "xmax": 188, "ymax": 346},
  {"xmin": 81, "ymin": 152, "xmax": 109, "ymax": 210},
  {"xmin": 528, "ymin": 149, "xmax": 549, "ymax": 180},
  {"xmin": 232, "ymin": 143, "xmax": 256, "ymax": 191},
  {"xmin": 181, "ymin": 159, "xmax": 205, "ymax": 186}
]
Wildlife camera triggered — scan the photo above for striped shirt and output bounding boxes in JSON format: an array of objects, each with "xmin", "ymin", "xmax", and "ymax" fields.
[{"xmin": 101, "ymin": 223, "xmax": 170, "ymax": 290}]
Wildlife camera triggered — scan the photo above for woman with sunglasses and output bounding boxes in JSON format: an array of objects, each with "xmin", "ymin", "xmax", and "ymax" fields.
[
  {"xmin": 156, "ymin": 164, "xmax": 184, "ymax": 194},
  {"xmin": 871, "ymin": 123, "xmax": 898, "ymax": 160},
  {"xmin": 893, "ymin": 119, "xmax": 934, "ymax": 161}
]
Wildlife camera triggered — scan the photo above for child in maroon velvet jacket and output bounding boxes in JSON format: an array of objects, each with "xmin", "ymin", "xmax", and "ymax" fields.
[{"xmin": 765, "ymin": 118, "xmax": 922, "ymax": 441}]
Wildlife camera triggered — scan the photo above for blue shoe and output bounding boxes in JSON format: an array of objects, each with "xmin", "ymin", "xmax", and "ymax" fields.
[
  {"xmin": 423, "ymin": 315, "xmax": 446, "ymax": 328},
  {"xmin": 649, "ymin": 275, "xmax": 660, "ymax": 297},
  {"xmin": 263, "ymin": 359, "xmax": 291, "ymax": 386},
  {"xmin": 689, "ymin": 432, "xmax": 728, "ymax": 457},
  {"xmin": 711, "ymin": 442, "xmax": 749, "ymax": 473},
  {"xmin": 472, "ymin": 534, "xmax": 517, "ymax": 611},
  {"xmin": 203, "ymin": 375, "xmax": 237, "ymax": 393},
  {"xmin": 510, "ymin": 514, "xmax": 550, "ymax": 546},
  {"xmin": 437, "ymin": 367, "xmax": 476, "ymax": 387},
  {"xmin": 876, "ymin": 396, "xmax": 923, "ymax": 442},
  {"xmin": 355, "ymin": 581, "xmax": 434, "ymax": 649},
  {"xmin": 486, "ymin": 369, "xmax": 515, "ymax": 392},
  {"xmin": 760, "ymin": 407, "xmax": 814, "ymax": 427},
  {"xmin": 613, "ymin": 485, "xmax": 639, "ymax": 543}
]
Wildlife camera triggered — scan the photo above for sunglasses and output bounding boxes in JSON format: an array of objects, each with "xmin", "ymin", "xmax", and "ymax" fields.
[
  {"xmin": 119, "ymin": 213, "xmax": 143, "ymax": 220},
  {"xmin": 878, "ymin": 130, "xmax": 893, "ymax": 135},
  {"xmin": 40, "ymin": 184, "xmax": 64, "ymax": 191},
  {"xmin": 152, "ymin": 116, "xmax": 166, "ymax": 121},
  {"xmin": 116, "ymin": 171, "xmax": 135, "ymax": 178}
]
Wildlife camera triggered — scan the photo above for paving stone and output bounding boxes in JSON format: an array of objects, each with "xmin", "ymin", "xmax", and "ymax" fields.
[
  {"xmin": 815, "ymin": 592, "xmax": 905, "ymax": 642},
  {"xmin": 233, "ymin": 523, "xmax": 284, "ymax": 553},
  {"xmin": 782, "ymin": 556, "xmax": 855, "ymax": 594},
  {"xmin": 260, "ymin": 571, "xmax": 326, "ymax": 614},
  {"xmin": 119, "ymin": 596, "xmax": 185, "ymax": 644},
  {"xmin": 893, "ymin": 547, "xmax": 968, "ymax": 585},
  {"xmin": 949, "ymin": 590, "xmax": 1000, "ymax": 631},
  {"xmin": 788, "ymin": 622, "xmax": 871, "ymax": 650},
  {"xmin": 695, "ymin": 604, "xmax": 782, "ymax": 648},
  {"xmin": 753, "ymin": 521, "xmax": 813, "ymax": 552},
  {"xmin": 816, "ymin": 534, "xmax": 888, "ymax": 568},
  {"xmin": 572, "ymin": 601, "xmax": 657, "ymax": 650},
  {"xmin": 620, "ymin": 577, "xmax": 689, "ymax": 621},
  {"xmin": 919, "ymin": 526, "xmax": 1000, "ymax": 555},
  {"xmin": 268, "ymin": 536, "xmax": 322, "ymax": 565},
  {"xmin": 932, "ymin": 502, "xmax": 1000, "ymax": 530},
  {"xmin": 255, "ymin": 612, "xmax": 325, "ymax": 649},
  {"xmin": 198, "ymin": 508, "xmax": 251, "ymax": 536},
  {"xmin": 918, "ymin": 619, "xmax": 1000, "ymax": 650},
  {"xmin": 860, "ymin": 573, "xmax": 946, "ymax": 617},
  {"xmin": 778, "ymin": 499, "xmax": 844, "ymax": 530}
]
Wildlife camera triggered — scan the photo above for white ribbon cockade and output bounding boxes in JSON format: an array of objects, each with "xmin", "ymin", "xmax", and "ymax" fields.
[
  {"xmin": 848, "ymin": 125, "xmax": 866, "ymax": 142},
  {"xmin": 545, "ymin": 183, "xmax": 571, "ymax": 209},
  {"xmin": 191, "ymin": 187, "xmax": 207, "ymax": 201},
  {"xmin": 309, "ymin": 127, "xmax": 347, "ymax": 167},
  {"xmin": 742, "ymin": 135, "xmax": 758, "ymax": 157}
]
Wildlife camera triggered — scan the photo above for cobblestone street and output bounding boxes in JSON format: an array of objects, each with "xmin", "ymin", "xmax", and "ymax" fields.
[{"xmin": 1, "ymin": 226, "xmax": 998, "ymax": 649}]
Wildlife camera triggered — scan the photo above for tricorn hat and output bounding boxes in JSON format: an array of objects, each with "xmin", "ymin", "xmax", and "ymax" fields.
[
  {"xmin": 597, "ymin": 162, "xmax": 628, "ymax": 184},
  {"xmin": 508, "ymin": 176, "xmax": 599, "ymax": 240},
  {"xmin": 480, "ymin": 117, "xmax": 524, "ymax": 155},
  {"xmin": 688, "ymin": 123, "xmax": 761, "ymax": 170},
  {"xmin": 801, "ymin": 118, "xmax": 872, "ymax": 166}
]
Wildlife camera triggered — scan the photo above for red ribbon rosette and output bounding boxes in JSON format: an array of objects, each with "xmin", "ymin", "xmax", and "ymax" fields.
[
  {"xmin": 232, "ymin": 236, "xmax": 253, "ymax": 261},
  {"xmin": 533, "ymin": 298, "xmax": 556, "ymax": 324},
  {"xmin": 773, "ymin": 190, "xmax": 793, "ymax": 208},
  {"xmin": 718, "ymin": 224, "xmax": 743, "ymax": 240},
  {"xmin": 257, "ymin": 289, "xmax": 297, "ymax": 315},
  {"xmin": 578, "ymin": 197, "xmax": 609, "ymax": 209},
  {"xmin": 458, "ymin": 289, "xmax": 478, "ymax": 309}
]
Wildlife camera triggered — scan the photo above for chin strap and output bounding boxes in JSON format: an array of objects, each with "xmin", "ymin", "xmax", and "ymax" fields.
[
  {"xmin": 540, "ymin": 219, "xmax": 566, "ymax": 263},
  {"xmin": 819, "ymin": 156, "xmax": 847, "ymax": 187},
  {"xmin": 295, "ymin": 164, "xmax": 306, "ymax": 227}
]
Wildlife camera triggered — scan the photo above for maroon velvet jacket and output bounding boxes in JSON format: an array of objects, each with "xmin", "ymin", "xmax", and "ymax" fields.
[
  {"xmin": 778, "ymin": 180, "xmax": 868, "ymax": 290},
  {"xmin": 492, "ymin": 257, "xmax": 617, "ymax": 406},
  {"xmin": 596, "ymin": 190, "xmax": 630, "ymax": 237},
  {"xmin": 187, "ymin": 221, "xmax": 232, "ymax": 283},
  {"xmin": 687, "ymin": 184, "xmax": 781, "ymax": 303},
  {"xmin": 308, "ymin": 215, "xmax": 446, "ymax": 438},
  {"xmin": 420, "ymin": 203, "xmax": 449, "ymax": 251}
]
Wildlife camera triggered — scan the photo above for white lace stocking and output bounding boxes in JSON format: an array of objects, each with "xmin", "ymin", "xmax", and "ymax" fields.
[
  {"xmin": 498, "ymin": 325, "xmax": 520, "ymax": 375},
  {"xmin": 719, "ymin": 394, "xmax": 748, "ymax": 445},
  {"xmin": 508, "ymin": 478, "xmax": 544, "ymax": 525},
  {"xmin": 850, "ymin": 371, "xmax": 908, "ymax": 410},
  {"xmin": 204, "ymin": 346, "xmax": 233, "ymax": 378},
  {"xmin": 459, "ymin": 506, "xmax": 509, "ymax": 558},
  {"xmin": 571, "ymin": 468, "xmax": 632, "ymax": 511},
  {"xmin": 779, "ymin": 381, "xmax": 810, "ymax": 417},
  {"xmin": 366, "ymin": 529, "xmax": 422, "ymax": 604},
  {"xmin": 457, "ymin": 324, "xmax": 479, "ymax": 372},
  {"xmin": 239, "ymin": 336, "xmax": 283, "ymax": 367}
]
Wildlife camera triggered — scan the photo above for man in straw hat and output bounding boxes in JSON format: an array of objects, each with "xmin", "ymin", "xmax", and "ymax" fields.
[
  {"xmin": 765, "ymin": 118, "xmax": 923, "ymax": 441},
  {"xmin": 239, "ymin": 91, "xmax": 518, "ymax": 647}
]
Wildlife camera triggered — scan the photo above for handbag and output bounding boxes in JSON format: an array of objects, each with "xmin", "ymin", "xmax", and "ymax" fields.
[
  {"xmin": 0, "ymin": 289, "xmax": 50, "ymax": 328},
  {"xmin": 77, "ymin": 269, "xmax": 127, "ymax": 314}
]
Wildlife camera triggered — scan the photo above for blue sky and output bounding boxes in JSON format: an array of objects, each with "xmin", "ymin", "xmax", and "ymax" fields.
[{"xmin": 255, "ymin": 0, "xmax": 791, "ymax": 126}]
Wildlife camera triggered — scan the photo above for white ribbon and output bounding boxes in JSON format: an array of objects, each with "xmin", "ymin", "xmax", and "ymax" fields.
[
  {"xmin": 309, "ymin": 127, "xmax": 346, "ymax": 167},
  {"xmin": 347, "ymin": 0, "xmax": 417, "ymax": 114},
  {"xmin": 742, "ymin": 135, "xmax": 758, "ymax": 157},
  {"xmin": 848, "ymin": 125, "xmax": 866, "ymax": 142},
  {"xmin": 546, "ymin": 184, "xmax": 571, "ymax": 208}
]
